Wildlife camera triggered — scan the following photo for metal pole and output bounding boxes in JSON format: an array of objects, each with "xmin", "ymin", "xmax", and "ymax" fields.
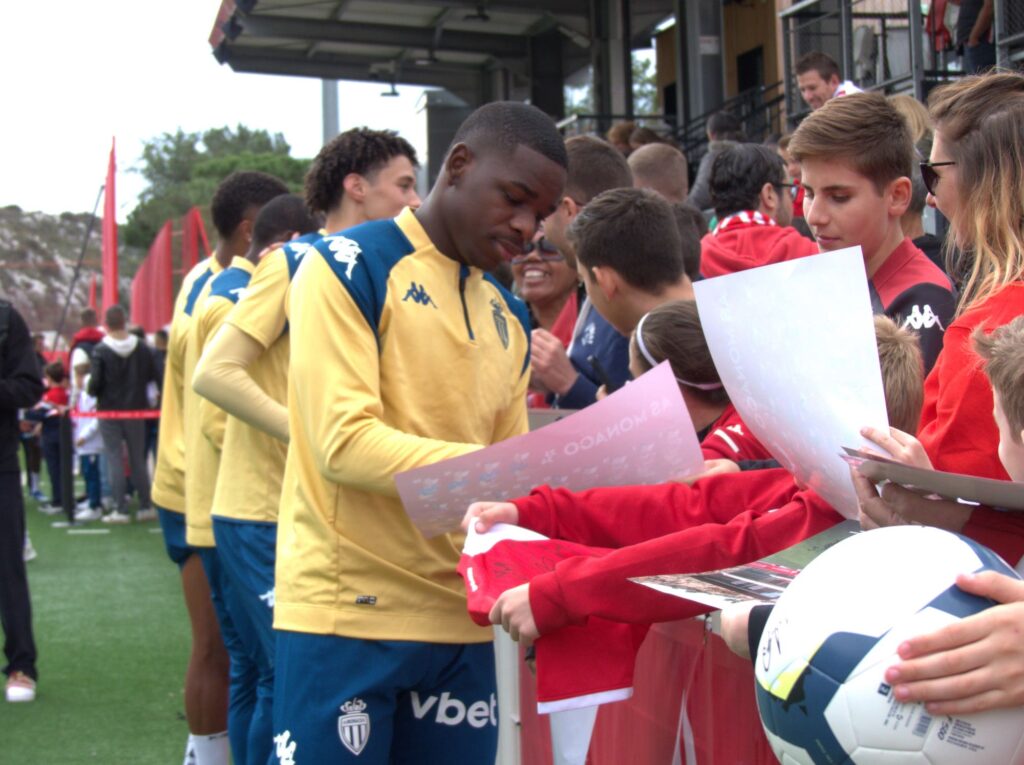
[
  {"xmin": 673, "ymin": 0, "xmax": 688, "ymax": 131},
  {"xmin": 993, "ymin": 0, "xmax": 1007, "ymax": 67},
  {"xmin": 839, "ymin": 0, "xmax": 854, "ymax": 81},
  {"xmin": 322, "ymin": 79, "xmax": 340, "ymax": 143},
  {"xmin": 621, "ymin": 0, "xmax": 634, "ymax": 119},
  {"xmin": 59, "ymin": 412, "xmax": 74, "ymax": 523},
  {"xmin": 907, "ymin": 0, "xmax": 926, "ymax": 101},
  {"xmin": 54, "ymin": 185, "xmax": 104, "ymax": 352}
]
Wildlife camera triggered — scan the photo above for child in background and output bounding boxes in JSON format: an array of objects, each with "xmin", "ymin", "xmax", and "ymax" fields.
[
  {"xmin": 26, "ymin": 362, "xmax": 68, "ymax": 513},
  {"xmin": 71, "ymin": 357, "xmax": 103, "ymax": 522}
]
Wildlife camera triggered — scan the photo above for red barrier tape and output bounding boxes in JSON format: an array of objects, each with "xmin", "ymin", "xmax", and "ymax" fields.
[{"xmin": 70, "ymin": 410, "xmax": 161, "ymax": 420}]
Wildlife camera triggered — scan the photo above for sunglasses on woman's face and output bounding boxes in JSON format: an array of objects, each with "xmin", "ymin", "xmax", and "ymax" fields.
[
  {"xmin": 510, "ymin": 238, "xmax": 564, "ymax": 264},
  {"xmin": 920, "ymin": 161, "xmax": 956, "ymax": 196}
]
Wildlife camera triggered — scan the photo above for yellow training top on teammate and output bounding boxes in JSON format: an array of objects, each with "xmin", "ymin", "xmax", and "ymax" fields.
[
  {"xmin": 184, "ymin": 257, "xmax": 253, "ymax": 547},
  {"xmin": 152, "ymin": 258, "xmax": 220, "ymax": 514},
  {"xmin": 275, "ymin": 207, "xmax": 531, "ymax": 644},
  {"xmin": 209, "ymin": 238, "xmax": 316, "ymax": 524}
]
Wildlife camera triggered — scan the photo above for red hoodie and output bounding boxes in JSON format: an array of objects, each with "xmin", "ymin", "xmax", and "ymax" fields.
[
  {"xmin": 700, "ymin": 223, "xmax": 818, "ymax": 279},
  {"xmin": 700, "ymin": 403, "xmax": 774, "ymax": 463},
  {"xmin": 68, "ymin": 326, "xmax": 105, "ymax": 357}
]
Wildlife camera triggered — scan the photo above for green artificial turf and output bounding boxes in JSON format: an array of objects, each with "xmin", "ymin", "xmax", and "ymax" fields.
[{"xmin": 2, "ymin": 482, "xmax": 192, "ymax": 763}]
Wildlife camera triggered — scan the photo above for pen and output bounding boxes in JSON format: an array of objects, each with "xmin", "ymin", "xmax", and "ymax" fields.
[{"xmin": 587, "ymin": 354, "xmax": 621, "ymax": 394}]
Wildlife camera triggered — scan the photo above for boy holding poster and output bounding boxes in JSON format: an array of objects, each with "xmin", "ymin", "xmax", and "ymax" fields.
[{"xmin": 788, "ymin": 91, "xmax": 955, "ymax": 373}]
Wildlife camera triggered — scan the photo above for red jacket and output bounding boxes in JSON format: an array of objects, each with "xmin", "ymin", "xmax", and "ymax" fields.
[
  {"xmin": 918, "ymin": 282, "xmax": 1024, "ymax": 565},
  {"xmin": 700, "ymin": 224, "xmax": 818, "ymax": 279},
  {"xmin": 512, "ymin": 470, "xmax": 843, "ymax": 634},
  {"xmin": 701, "ymin": 403, "xmax": 774, "ymax": 462}
]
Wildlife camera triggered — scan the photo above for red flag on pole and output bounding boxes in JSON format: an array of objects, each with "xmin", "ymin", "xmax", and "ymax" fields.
[
  {"xmin": 180, "ymin": 206, "xmax": 211, "ymax": 275},
  {"xmin": 101, "ymin": 139, "xmax": 118, "ymax": 311},
  {"xmin": 131, "ymin": 220, "xmax": 175, "ymax": 332},
  {"xmin": 88, "ymin": 275, "xmax": 98, "ymax": 311}
]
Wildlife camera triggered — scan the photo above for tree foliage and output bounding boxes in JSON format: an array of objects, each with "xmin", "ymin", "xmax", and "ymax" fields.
[
  {"xmin": 563, "ymin": 52, "xmax": 660, "ymax": 119},
  {"xmin": 123, "ymin": 125, "xmax": 311, "ymax": 247}
]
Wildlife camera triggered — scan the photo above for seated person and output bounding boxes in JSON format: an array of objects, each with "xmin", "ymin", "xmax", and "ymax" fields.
[{"xmin": 699, "ymin": 144, "xmax": 818, "ymax": 279}]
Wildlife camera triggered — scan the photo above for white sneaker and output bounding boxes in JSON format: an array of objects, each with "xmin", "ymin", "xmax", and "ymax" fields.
[
  {"xmin": 23, "ymin": 536, "xmax": 36, "ymax": 562},
  {"xmin": 135, "ymin": 508, "xmax": 158, "ymax": 522},
  {"xmin": 101, "ymin": 511, "xmax": 131, "ymax": 524},
  {"xmin": 5, "ymin": 672, "xmax": 36, "ymax": 702},
  {"xmin": 74, "ymin": 507, "xmax": 103, "ymax": 522},
  {"xmin": 38, "ymin": 503, "xmax": 63, "ymax": 516}
]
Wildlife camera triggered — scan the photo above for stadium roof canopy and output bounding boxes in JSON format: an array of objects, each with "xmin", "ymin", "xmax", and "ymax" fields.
[{"xmin": 209, "ymin": 0, "xmax": 674, "ymax": 112}]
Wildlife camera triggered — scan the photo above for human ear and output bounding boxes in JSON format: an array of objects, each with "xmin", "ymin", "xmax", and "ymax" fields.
[
  {"xmin": 591, "ymin": 265, "xmax": 619, "ymax": 300},
  {"xmin": 759, "ymin": 182, "xmax": 777, "ymax": 216},
  {"xmin": 343, "ymin": 173, "xmax": 366, "ymax": 202},
  {"xmin": 561, "ymin": 196, "xmax": 580, "ymax": 222},
  {"xmin": 444, "ymin": 143, "xmax": 473, "ymax": 185},
  {"xmin": 888, "ymin": 176, "xmax": 913, "ymax": 217}
]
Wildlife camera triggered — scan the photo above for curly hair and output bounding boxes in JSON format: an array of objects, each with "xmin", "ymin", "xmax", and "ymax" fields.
[
  {"xmin": 211, "ymin": 171, "xmax": 289, "ymax": 238},
  {"xmin": 304, "ymin": 128, "xmax": 418, "ymax": 215}
]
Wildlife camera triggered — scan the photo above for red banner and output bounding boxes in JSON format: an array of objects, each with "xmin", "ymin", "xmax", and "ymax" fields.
[
  {"xmin": 181, "ymin": 206, "xmax": 211, "ymax": 275},
  {"xmin": 88, "ymin": 274, "xmax": 98, "ymax": 311},
  {"xmin": 101, "ymin": 139, "xmax": 118, "ymax": 312},
  {"xmin": 130, "ymin": 220, "xmax": 174, "ymax": 332}
]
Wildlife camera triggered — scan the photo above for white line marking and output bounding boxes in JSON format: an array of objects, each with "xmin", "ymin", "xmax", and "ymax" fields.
[{"xmin": 67, "ymin": 529, "xmax": 111, "ymax": 535}]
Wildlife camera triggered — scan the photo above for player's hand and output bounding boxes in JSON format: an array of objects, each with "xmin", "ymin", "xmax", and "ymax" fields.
[
  {"xmin": 852, "ymin": 467, "xmax": 970, "ymax": 532},
  {"xmin": 530, "ymin": 329, "xmax": 577, "ymax": 396},
  {"xmin": 489, "ymin": 583, "xmax": 539, "ymax": 645},
  {"xmin": 720, "ymin": 601, "xmax": 759, "ymax": 659},
  {"xmin": 677, "ymin": 458, "xmax": 740, "ymax": 484},
  {"xmin": 462, "ymin": 501, "xmax": 519, "ymax": 533},
  {"xmin": 595, "ymin": 384, "xmax": 608, "ymax": 401},
  {"xmin": 886, "ymin": 571, "xmax": 1024, "ymax": 714},
  {"xmin": 859, "ymin": 426, "xmax": 933, "ymax": 469}
]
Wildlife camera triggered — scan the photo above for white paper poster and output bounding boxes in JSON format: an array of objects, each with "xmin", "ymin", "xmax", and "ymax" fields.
[
  {"xmin": 395, "ymin": 362, "xmax": 704, "ymax": 537},
  {"xmin": 693, "ymin": 248, "xmax": 890, "ymax": 518}
]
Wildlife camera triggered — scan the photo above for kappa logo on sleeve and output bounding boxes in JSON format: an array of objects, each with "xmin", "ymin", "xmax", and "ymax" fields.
[
  {"xmin": 326, "ymin": 236, "xmax": 362, "ymax": 279},
  {"xmin": 338, "ymin": 698, "xmax": 371, "ymax": 756},
  {"xmin": 288, "ymin": 241, "xmax": 313, "ymax": 260},
  {"xmin": 258, "ymin": 588, "xmax": 275, "ymax": 608}
]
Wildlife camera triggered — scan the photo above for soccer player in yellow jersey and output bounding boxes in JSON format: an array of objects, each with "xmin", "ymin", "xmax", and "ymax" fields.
[
  {"xmin": 153, "ymin": 170, "xmax": 287, "ymax": 765},
  {"xmin": 271, "ymin": 103, "xmax": 567, "ymax": 763},
  {"xmin": 184, "ymin": 194, "xmax": 317, "ymax": 765},
  {"xmin": 192, "ymin": 131, "xmax": 419, "ymax": 762}
]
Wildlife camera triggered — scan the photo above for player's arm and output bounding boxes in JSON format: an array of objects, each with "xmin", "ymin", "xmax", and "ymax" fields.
[
  {"xmin": 194, "ymin": 250, "xmax": 290, "ymax": 443},
  {"xmin": 193, "ymin": 299, "xmax": 233, "ymax": 451},
  {"xmin": 194, "ymin": 324, "xmax": 288, "ymax": 444},
  {"xmin": 289, "ymin": 253, "xmax": 479, "ymax": 496}
]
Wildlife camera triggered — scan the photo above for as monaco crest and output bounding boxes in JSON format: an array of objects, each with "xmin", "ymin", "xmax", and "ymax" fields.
[
  {"xmin": 491, "ymin": 299, "xmax": 509, "ymax": 349},
  {"xmin": 338, "ymin": 698, "xmax": 370, "ymax": 756}
]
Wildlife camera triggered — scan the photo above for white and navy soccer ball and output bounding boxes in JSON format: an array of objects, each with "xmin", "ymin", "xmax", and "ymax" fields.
[{"xmin": 754, "ymin": 525, "xmax": 1024, "ymax": 764}]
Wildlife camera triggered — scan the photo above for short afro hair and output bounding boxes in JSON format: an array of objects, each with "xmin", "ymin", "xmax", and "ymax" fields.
[
  {"xmin": 304, "ymin": 128, "xmax": 418, "ymax": 215},
  {"xmin": 450, "ymin": 101, "xmax": 568, "ymax": 172},
  {"xmin": 709, "ymin": 144, "xmax": 786, "ymax": 219},
  {"xmin": 211, "ymin": 171, "xmax": 289, "ymax": 238},
  {"xmin": 251, "ymin": 194, "xmax": 321, "ymax": 255}
]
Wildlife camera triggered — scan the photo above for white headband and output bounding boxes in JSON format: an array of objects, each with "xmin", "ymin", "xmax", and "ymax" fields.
[{"xmin": 634, "ymin": 312, "xmax": 725, "ymax": 392}]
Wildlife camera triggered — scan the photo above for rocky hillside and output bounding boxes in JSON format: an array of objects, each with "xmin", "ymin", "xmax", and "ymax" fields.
[{"xmin": 0, "ymin": 205, "xmax": 140, "ymax": 337}]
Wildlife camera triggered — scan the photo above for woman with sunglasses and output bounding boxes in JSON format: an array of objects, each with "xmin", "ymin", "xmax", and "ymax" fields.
[
  {"xmin": 851, "ymin": 73, "xmax": 1024, "ymax": 715},
  {"xmin": 510, "ymin": 231, "xmax": 583, "ymax": 408}
]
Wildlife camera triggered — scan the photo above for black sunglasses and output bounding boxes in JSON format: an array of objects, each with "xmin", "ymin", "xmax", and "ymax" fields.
[
  {"xmin": 511, "ymin": 238, "xmax": 564, "ymax": 264},
  {"xmin": 775, "ymin": 182, "xmax": 799, "ymax": 198},
  {"xmin": 920, "ymin": 161, "xmax": 956, "ymax": 196}
]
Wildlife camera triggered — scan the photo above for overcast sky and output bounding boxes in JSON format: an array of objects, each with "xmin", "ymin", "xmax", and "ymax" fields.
[{"xmin": 1, "ymin": 1, "xmax": 429, "ymax": 222}]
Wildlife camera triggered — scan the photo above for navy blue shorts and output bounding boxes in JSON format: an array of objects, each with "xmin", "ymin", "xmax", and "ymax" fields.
[
  {"xmin": 156, "ymin": 507, "xmax": 196, "ymax": 568},
  {"xmin": 272, "ymin": 632, "xmax": 497, "ymax": 764}
]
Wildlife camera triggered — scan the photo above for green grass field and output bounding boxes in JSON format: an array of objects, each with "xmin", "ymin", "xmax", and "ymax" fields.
[{"xmin": 2, "ymin": 483, "xmax": 191, "ymax": 763}]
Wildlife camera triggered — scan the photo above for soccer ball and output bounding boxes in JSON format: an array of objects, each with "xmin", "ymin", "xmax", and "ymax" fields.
[{"xmin": 754, "ymin": 525, "xmax": 1024, "ymax": 764}]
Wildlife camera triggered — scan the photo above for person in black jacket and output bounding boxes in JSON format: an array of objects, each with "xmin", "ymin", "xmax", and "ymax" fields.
[
  {"xmin": 0, "ymin": 300, "xmax": 44, "ymax": 702},
  {"xmin": 89, "ymin": 305, "xmax": 157, "ymax": 523}
]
